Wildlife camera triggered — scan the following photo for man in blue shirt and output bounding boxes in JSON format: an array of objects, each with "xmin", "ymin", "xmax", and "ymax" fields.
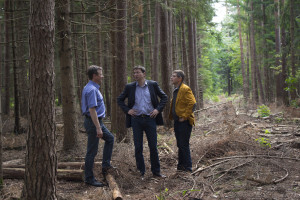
[
  {"xmin": 81, "ymin": 65, "xmax": 114, "ymax": 187},
  {"xmin": 117, "ymin": 66, "xmax": 167, "ymax": 179}
]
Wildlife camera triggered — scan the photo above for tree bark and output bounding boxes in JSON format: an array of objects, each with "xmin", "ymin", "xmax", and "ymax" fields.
[
  {"xmin": 237, "ymin": 0, "xmax": 249, "ymax": 103},
  {"xmin": 147, "ymin": 0, "xmax": 153, "ymax": 74},
  {"xmin": 57, "ymin": 0, "xmax": 78, "ymax": 150},
  {"xmin": 160, "ymin": 2, "xmax": 171, "ymax": 127},
  {"xmin": 187, "ymin": 16, "xmax": 198, "ymax": 106},
  {"xmin": 138, "ymin": 0, "xmax": 145, "ymax": 66},
  {"xmin": 115, "ymin": 0, "xmax": 128, "ymax": 142},
  {"xmin": 261, "ymin": 0, "xmax": 272, "ymax": 103},
  {"xmin": 280, "ymin": 0, "xmax": 288, "ymax": 105},
  {"xmin": 290, "ymin": 0, "xmax": 296, "ymax": 100},
  {"xmin": 25, "ymin": 0, "xmax": 57, "ymax": 198},
  {"xmin": 10, "ymin": 0, "xmax": 21, "ymax": 134},
  {"xmin": 4, "ymin": 0, "xmax": 11, "ymax": 115},
  {"xmin": 110, "ymin": 0, "xmax": 117, "ymax": 134},
  {"xmin": 152, "ymin": 1, "xmax": 160, "ymax": 81},
  {"xmin": 181, "ymin": 11, "xmax": 189, "ymax": 85},
  {"xmin": 274, "ymin": 0, "xmax": 282, "ymax": 105},
  {"xmin": 249, "ymin": 0, "xmax": 258, "ymax": 104}
]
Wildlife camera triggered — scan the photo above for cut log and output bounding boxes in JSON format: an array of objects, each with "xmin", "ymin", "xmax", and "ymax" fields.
[
  {"xmin": 3, "ymin": 168, "xmax": 84, "ymax": 181},
  {"xmin": 105, "ymin": 173, "xmax": 123, "ymax": 200},
  {"xmin": 3, "ymin": 161, "xmax": 101, "ymax": 170}
]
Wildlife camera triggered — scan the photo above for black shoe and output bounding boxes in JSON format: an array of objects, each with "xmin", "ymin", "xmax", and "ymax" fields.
[
  {"xmin": 153, "ymin": 173, "xmax": 166, "ymax": 178},
  {"xmin": 85, "ymin": 180, "xmax": 105, "ymax": 187},
  {"xmin": 177, "ymin": 165, "xmax": 185, "ymax": 171},
  {"xmin": 102, "ymin": 165, "xmax": 116, "ymax": 175},
  {"xmin": 185, "ymin": 168, "xmax": 192, "ymax": 173}
]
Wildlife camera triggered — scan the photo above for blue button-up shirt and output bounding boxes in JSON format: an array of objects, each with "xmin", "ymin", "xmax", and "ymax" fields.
[
  {"xmin": 132, "ymin": 81, "xmax": 154, "ymax": 115},
  {"xmin": 81, "ymin": 80, "xmax": 105, "ymax": 118}
]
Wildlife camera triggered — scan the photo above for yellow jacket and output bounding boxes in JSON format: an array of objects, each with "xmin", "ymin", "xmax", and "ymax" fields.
[{"xmin": 169, "ymin": 83, "xmax": 196, "ymax": 126}]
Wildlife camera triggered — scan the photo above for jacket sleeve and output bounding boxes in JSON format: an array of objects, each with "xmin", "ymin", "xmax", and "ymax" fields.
[
  {"xmin": 117, "ymin": 85, "xmax": 130, "ymax": 114},
  {"xmin": 180, "ymin": 87, "xmax": 196, "ymax": 119},
  {"xmin": 154, "ymin": 82, "xmax": 168, "ymax": 112}
]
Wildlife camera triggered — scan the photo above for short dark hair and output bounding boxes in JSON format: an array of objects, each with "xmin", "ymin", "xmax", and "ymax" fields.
[
  {"xmin": 133, "ymin": 65, "xmax": 146, "ymax": 73},
  {"xmin": 173, "ymin": 70, "xmax": 185, "ymax": 81},
  {"xmin": 87, "ymin": 65, "xmax": 102, "ymax": 80}
]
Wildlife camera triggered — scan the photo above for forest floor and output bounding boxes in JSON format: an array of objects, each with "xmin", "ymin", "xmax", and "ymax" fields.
[{"xmin": 1, "ymin": 96, "xmax": 300, "ymax": 200}]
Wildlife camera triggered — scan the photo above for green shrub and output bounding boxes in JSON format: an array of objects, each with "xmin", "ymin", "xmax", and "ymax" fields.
[
  {"xmin": 257, "ymin": 105, "xmax": 270, "ymax": 117},
  {"xmin": 255, "ymin": 137, "xmax": 271, "ymax": 148}
]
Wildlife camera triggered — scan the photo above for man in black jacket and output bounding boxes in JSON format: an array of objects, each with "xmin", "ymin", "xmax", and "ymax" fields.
[{"xmin": 117, "ymin": 66, "xmax": 167, "ymax": 178}]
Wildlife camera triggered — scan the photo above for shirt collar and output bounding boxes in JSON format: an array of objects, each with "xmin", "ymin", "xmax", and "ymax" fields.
[
  {"xmin": 89, "ymin": 80, "xmax": 100, "ymax": 90},
  {"xmin": 135, "ymin": 80, "xmax": 148, "ymax": 87},
  {"xmin": 174, "ymin": 82, "xmax": 182, "ymax": 91}
]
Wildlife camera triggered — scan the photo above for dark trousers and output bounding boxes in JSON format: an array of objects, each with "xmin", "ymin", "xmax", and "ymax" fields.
[
  {"xmin": 174, "ymin": 120, "xmax": 192, "ymax": 170},
  {"xmin": 131, "ymin": 116, "xmax": 160, "ymax": 174},
  {"xmin": 84, "ymin": 117, "xmax": 114, "ymax": 182}
]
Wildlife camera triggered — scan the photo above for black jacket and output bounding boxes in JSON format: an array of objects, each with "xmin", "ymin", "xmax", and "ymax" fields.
[{"xmin": 117, "ymin": 80, "xmax": 168, "ymax": 128}]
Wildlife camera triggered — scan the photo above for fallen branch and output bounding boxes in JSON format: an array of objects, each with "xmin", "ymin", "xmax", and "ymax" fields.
[
  {"xmin": 212, "ymin": 159, "xmax": 254, "ymax": 183},
  {"xmin": 3, "ymin": 161, "xmax": 102, "ymax": 170},
  {"xmin": 191, "ymin": 159, "xmax": 231, "ymax": 175},
  {"xmin": 212, "ymin": 154, "xmax": 300, "ymax": 162},
  {"xmin": 3, "ymin": 168, "xmax": 84, "ymax": 181},
  {"xmin": 247, "ymin": 168, "xmax": 288, "ymax": 185},
  {"xmin": 105, "ymin": 173, "xmax": 123, "ymax": 200},
  {"xmin": 163, "ymin": 142, "xmax": 174, "ymax": 154}
]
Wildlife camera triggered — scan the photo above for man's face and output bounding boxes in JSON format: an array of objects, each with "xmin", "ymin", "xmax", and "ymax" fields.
[
  {"xmin": 93, "ymin": 69, "xmax": 104, "ymax": 84},
  {"xmin": 133, "ymin": 69, "xmax": 145, "ymax": 81},
  {"xmin": 171, "ymin": 73, "xmax": 181, "ymax": 85}
]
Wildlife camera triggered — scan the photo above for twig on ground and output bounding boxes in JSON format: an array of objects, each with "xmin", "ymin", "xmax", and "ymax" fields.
[
  {"xmin": 191, "ymin": 159, "xmax": 231, "ymax": 175},
  {"xmin": 212, "ymin": 159, "xmax": 254, "ymax": 184},
  {"xmin": 212, "ymin": 154, "xmax": 300, "ymax": 162}
]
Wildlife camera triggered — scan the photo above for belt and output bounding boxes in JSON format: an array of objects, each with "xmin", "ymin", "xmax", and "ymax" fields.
[
  {"xmin": 85, "ymin": 115, "xmax": 103, "ymax": 120},
  {"xmin": 137, "ymin": 114, "xmax": 150, "ymax": 118}
]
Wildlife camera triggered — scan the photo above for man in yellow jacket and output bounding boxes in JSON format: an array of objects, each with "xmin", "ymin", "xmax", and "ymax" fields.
[{"xmin": 169, "ymin": 70, "xmax": 196, "ymax": 172}]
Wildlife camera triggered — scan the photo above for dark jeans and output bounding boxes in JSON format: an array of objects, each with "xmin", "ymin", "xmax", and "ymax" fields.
[
  {"xmin": 131, "ymin": 116, "xmax": 160, "ymax": 174},
  {"xmin": 84, "ymin": 117, "xmax": 114, "ymax": 182},
  {"xmin": 174, "ymin": 120, "xmax": 192, "ymax": 170}
]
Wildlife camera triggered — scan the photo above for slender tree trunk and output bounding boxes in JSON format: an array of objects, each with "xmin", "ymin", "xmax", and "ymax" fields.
[
  {"xmin": 237, "ymin": 0, "xmax": 249, "ymax": 102},
  {"xmin": 172, "ymin": 15, "xmax": 178, "ymax": 69},
  {"xmin": 10, "ymin": 0, "xmax": 20, "ymax": 134},
  {"xmin": 187, "ymin": 16, "xmax": 198, "ymax": 107},
  {"xmin": 152, "ymin": 1, "xmax": 160, "ymax": 81},
  {"xmin": 4, "ymin": 0, "xmax": 11, "ymax": 115},
  {"xmin": 274, "ymin": 0, "xmax": 282, "ymax": 105},
  {"xmin": 147, "ymin": 0, "xmax": 153, "ymax": 74},
  {"xmin": 97, "ymin": 2, "xmax": 102, "ymax": 68},
  {"xmin": 129, "ymin": 0, "xmax": 135, "ymax": 71},
  {"xmin": 249, "ymin": 0, "xmax": 258, "ymax": 104},
  {"xmin": 168, "ymin": 1, "xmax": 173, "ymax": 71},
  {"xmin": 246, "ymin": 33, "xmax": 250, "ymax": 95},
  {"xmin": 181, "ymin": 11, "xmax": 189, "ymax": 85},
  {"xmin": 160, "ymin": 2, "xmax": 171, "ymax": 127},
  {"xmin": 0, "ymin": 78, "xmax": 2, "ymax": 186},
  {"xmin": 110, "ymin": 0, "xmax": 117, "ymax": 134},
  {"xmin": 57, "ymin": 0, "xmax": 78, "ymax": 150},
  {"xmin": 280, "ymin": 0, "xmax": 288, "ymax": 105},
  {"xmin": 261, "ymin": 0, "xmax": 272, "ymax": 103},
  {"xmin": 138, "ymin": 0, "xmax": 145, "ymax": 66},
  {"xmin": 24, "ymin": 0, "xmax": 57, "ymax": 198},
  {"xmin": 103, "ymin": 40, "xmax": 111, "ymax": 116},
  {"xmin": 115, "ymin": 0, "xmax": 128, "ymax": 142},
  {"xmin": 15, "ymin": 0, "xmax": 29, "ymax": 117},
  {"xmin": 197, "ymin": 34, "xmax": 204, "ymax": 108},
  {"xmin": 81, "ymin": 2, "xmax": 89, "ymax": 78},
  {"xmin": 73, "ymin": 34, "xmax": 81, "ymax": 104},
  {"xmin": 290, "ymin": 0, "xmax": 296, "ymax": 100}
]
